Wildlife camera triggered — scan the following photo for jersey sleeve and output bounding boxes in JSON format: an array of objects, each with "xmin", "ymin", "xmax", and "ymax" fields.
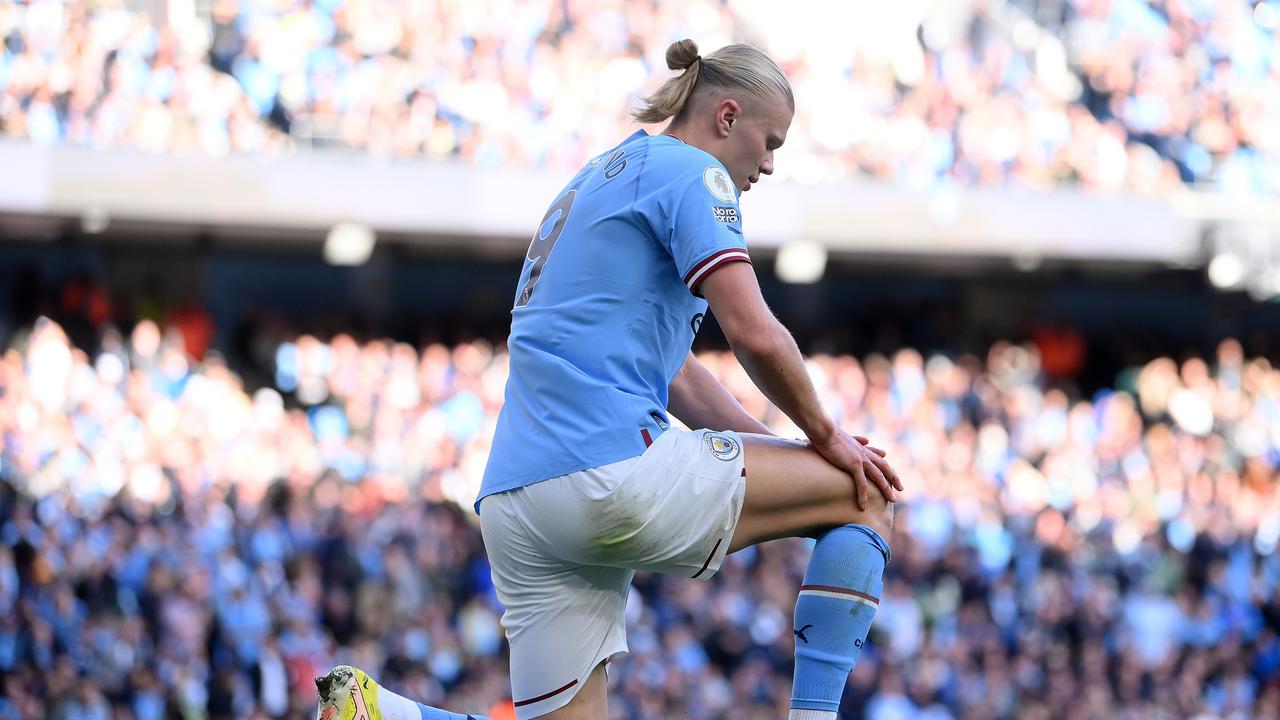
[{"xmin": 650, "ymin": 158, "xmax": 752, "ymax": 296}]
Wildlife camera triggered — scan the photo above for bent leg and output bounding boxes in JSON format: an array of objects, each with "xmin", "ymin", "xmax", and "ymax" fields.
[
  {"xmin": 789, "ymin": 524, "xmax": 889, "ymax": 717},
  {"xmin": 730, "ymin": 434, "xmax": 894, "ymax": 552},
  {"xmin": 730, "ymin": 434, "xmax": 896, "ymax": 720}
]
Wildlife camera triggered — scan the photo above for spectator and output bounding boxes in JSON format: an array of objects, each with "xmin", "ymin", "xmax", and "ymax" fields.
[
  {"xmin": 1, "ymin": 1, "xmax": 1277, "ymax": 194},
  {"xmin": 1, "ymin": 311, "xmax": 1277, "ymax": 717}
]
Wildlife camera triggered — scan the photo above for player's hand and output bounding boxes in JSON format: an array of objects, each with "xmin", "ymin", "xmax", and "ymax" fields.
[{"xmin": 810, "ymin": 430, "xmax": 902, "ymax": 510}]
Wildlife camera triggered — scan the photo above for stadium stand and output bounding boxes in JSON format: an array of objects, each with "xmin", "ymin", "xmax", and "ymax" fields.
[
  {"xmin": 1, "ymin": 308, "xmax": 1278, "ymax": 718},
  {"xmin": 3, "ymin": 1, "xmax": 1280, "ymax": 718},
  {"xmin": 1, "ymin": 0, "xmax": 1277, "ymax": 194}
]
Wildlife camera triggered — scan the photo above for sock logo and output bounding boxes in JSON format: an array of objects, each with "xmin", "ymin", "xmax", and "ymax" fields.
[{"xmin": 794, "ymin": 624, "xmax": 813, "ymax": 644}]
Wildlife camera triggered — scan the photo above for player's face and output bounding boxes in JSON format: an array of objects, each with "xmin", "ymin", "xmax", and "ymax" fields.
[{"xmin": 726, "ymin": 96, "xmax": 792, "ymax": 194}]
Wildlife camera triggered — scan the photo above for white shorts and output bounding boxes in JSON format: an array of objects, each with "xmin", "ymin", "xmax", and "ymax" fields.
[{"xmin": 478, "ymin": 428, "xmax": 748, "ymax": 719}]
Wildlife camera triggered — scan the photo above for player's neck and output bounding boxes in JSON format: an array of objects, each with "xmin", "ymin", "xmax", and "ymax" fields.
[
  {"xmin": 662, "ymin": 124, "xmax": 713, "ymax": 154},
  {"xmin": 662, "ymin": 119, "xmax": 700, "ymax": 146},
  {"xmin": 662, "ymin": 123, "xmax": 728, "ymax": 173}
]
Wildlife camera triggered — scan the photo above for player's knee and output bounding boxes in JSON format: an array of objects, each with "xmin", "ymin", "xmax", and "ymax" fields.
[{"xmin": 857, "ymin": 493, "xmax": 895, "ymax": 541}]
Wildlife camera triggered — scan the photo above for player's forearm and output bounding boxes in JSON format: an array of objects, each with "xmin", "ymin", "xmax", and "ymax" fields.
[
  {"xmin": 728, "ymin": 319, "xmax": 836, "ymax": 444},
  {"xmin": 668, "ymin": 354, "xmax": 773, "ymax": 435}
]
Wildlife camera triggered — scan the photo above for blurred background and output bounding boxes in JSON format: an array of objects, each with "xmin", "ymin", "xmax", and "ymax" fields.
[{"xmin": 1, "ymin": 0, "xmax": 1279, "ymax": 718}]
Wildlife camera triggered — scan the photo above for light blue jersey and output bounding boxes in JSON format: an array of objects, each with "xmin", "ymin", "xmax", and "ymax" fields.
[{"xmin": 477, "ymin": 130, "xmax": 751, "ymax": 510}]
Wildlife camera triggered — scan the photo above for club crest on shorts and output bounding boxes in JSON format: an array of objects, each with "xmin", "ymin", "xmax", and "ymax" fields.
[
  {"xmin": 703, "ymin": 166, "xmax": 737, "ymax": 203},
  {"xmin": 705, "ymin": 432, "xmax": 740, "ymax": 461}
]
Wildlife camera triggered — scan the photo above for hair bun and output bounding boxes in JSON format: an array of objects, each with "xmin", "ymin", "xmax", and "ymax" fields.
[{"xmin": 665, "ymin": 39, "xmax": 701, "ymax": 71}]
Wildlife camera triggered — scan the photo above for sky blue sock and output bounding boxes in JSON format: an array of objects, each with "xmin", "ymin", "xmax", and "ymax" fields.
[
  {"xmin": 416, "ymin": 706, "xmax": 486, "ymax": 720},
  {"xmin": 790, "ymin": 523, "xmax": 890, "ymax": 713}
]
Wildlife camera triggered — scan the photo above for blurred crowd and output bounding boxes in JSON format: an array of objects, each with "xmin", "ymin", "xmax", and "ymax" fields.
[
  {"xmin": 1, "ymin": 311, "xmax": 1278, "ymax": 719},
  {"xmin": 1, "ymin": 0, "xmax": 1278, "ymax": 195}
]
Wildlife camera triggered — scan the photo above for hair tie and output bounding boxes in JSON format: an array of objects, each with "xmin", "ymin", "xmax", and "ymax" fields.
[{"xmin": 694, "ymin": 55, "xmax": 702, "ymax": 65}]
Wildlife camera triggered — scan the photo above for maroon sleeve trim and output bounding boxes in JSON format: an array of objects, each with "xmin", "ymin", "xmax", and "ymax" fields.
[{"xmin": 684, "ymin": 248, "xmax": 752, "ymax": 296}]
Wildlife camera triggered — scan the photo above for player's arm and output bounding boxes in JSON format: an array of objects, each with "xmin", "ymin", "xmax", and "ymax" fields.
[
  {"xmin": 699, "ymin": 262, "xmax": 903, "ymax": 507},
  {"xmin": 667, "ymin": 352, "xmax": 773, "ymax": 435}
]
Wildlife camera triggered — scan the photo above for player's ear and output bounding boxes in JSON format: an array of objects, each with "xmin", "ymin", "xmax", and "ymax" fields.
[{"xmin": 716, "ymin": 99, "xmax": 739, "ymax": 138}]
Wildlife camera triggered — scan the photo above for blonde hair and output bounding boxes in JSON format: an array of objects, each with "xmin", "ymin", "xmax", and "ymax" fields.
[{"xmin": 632, "ymin": 39, "xmax": 794, "ymax": 124}]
